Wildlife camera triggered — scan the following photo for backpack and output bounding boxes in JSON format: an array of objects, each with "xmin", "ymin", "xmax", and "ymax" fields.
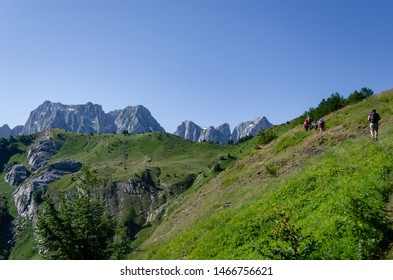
[
  {"xmin": 369, "ymin": 112, "xmax": 380, "ymax": 123},
  {"xmin": 318, "ymin": 119, "xmax": 325, "ymax": 126}
]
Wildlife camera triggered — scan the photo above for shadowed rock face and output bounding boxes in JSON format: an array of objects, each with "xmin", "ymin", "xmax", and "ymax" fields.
[
  {"xmin": 0, "ymin": 125, "xmax": 11, "ymax": 138},
  {"xmin": 4, "ymin": 165, "xmax": 30, "ymax": 186},
  {"xmin": 27, "ymin": 139, "xmax": 63, "ymax": 171},
  {"xmin": 21, "ymin": 101, "xmax": 165, "ymax": 136}
]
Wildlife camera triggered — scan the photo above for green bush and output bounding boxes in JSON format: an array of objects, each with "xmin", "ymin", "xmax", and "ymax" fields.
[{"xmin": 257, "ymin": 129, "xmax": 277, "ymax": 146}]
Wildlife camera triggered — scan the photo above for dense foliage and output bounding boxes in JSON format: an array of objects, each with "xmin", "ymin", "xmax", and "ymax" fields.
[
  {"xmin": 0, "ymin": 195, "xmax": 12, "ymax": 259},
  {"xmin": 0, "ymin": 135, "xmax": 34, "ymax": 169},
  {"xmin": 304, "ymin": 87, "xmax": 373, "ymax": 121}
]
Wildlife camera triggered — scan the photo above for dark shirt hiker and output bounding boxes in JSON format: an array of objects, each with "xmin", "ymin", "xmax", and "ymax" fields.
[{"xmin": 368, "ymin": 109, "xmax": 381, "ymax": 140}]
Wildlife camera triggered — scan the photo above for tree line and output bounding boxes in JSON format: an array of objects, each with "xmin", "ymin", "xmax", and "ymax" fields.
[{"xmin": 302, "ymin": 87, "xmax": 373, "ymax": 122}]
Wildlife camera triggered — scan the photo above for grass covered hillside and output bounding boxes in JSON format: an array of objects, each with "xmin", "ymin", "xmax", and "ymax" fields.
[
  {"xmin": 1, "ymin": 89, "xmax": 393, "ymax": 260},
  {"xmin": 130, "ymin": 89, "xmax": 393, "ymax": 260},
  {"xmin": 46, "ymin": 131, "xmax": 245, "ymax": 192},
  {"xmin": 1, "ymin": 130, "xmax": 252, "ymax": 259}
]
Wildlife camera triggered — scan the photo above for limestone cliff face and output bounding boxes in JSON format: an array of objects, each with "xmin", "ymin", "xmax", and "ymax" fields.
[
  {"xmin": 174, "ymin": 120, "xmax": 203, "ymax": 142},
  {"xmin": 174, "ymin": 121, "xmax": 232, "ymax": 144},
  {"xmin": 174, "ymin": 117, "xmax": 272, "ymax": 144},
  {"xmin": 111, "ymin": 105, "xmax": 165, "ymax": 134},
  {"xmin": 199, "ymin": 123, "xmax": 232, "ymax": 144},
  {"xmin": 231, "ymin": 116, "xmax": 273, "ymax": 142},
  {"xmin": 22, "ymin": 101, "xmax": 111, "ymax": 135},
  {"xmin": 21, "ymin": 101, "xmax": 164, "ymax": 135},
  {"xmin": 4, "ymin": 165, "xmax": 30, "ymax": 186}
]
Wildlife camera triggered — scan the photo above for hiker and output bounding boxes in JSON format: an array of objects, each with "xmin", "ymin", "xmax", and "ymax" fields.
[
  {"xmin": 307, "ymin": 115, "xmax": 312, "ymax": 127},
  {"xmin": 318, "ymin": 118, "xmax": 325, "ymax": 131},
  {"xmin": 312, "ymin": 122, "xmax": 318, "ymax": 131},
  {"xmin": 303, "ymin": 118, "xmax": 309, "ymax": 131},
  {"xmin": 368, "ymin": 109, "xmax": 381, "ymax": 140}
]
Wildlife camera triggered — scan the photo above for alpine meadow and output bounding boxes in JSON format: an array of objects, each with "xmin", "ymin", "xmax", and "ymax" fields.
[{"xmin": 1, "ymin": 88, "xmax": 393, "ymax": 260}]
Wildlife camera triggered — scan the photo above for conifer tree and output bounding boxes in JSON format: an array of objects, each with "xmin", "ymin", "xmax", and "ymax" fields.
[{"xmin": 35, "ymin": 167, "xmax": 130, "ymax": 259}]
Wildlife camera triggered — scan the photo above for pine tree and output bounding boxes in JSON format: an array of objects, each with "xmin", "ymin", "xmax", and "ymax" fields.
[{"xmin": 35, "ymin": 167, "xmax": 130, "ymax": 259}]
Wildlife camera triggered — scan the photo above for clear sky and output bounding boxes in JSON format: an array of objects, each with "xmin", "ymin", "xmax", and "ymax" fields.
[{"xmin": 0, "ymin": 0, "xmax": 392, "ymax": 132}]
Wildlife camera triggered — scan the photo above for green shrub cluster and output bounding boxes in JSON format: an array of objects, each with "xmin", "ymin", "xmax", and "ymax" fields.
[
  {"xmin": 256, "ymin": 129, "xmax": 278, "ymax": 146},
  {"xmin": 302, "ymin": 87, "xmax": 373, "ymax": 123}
]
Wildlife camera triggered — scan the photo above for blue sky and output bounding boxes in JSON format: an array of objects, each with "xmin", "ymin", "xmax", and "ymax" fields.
[{"xmin": 0, "ymin": 0, "xmax": 392, "ymax": 132}]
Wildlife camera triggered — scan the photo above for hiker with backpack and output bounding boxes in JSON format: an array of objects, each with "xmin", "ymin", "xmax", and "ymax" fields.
[
  {"xmin": 318, "ymin": 118, "xmax": 325, "ymax": 131},
  {"xmin": 304, "ymin": 118, "xmax": 310, "ymax": 131},
  {"xmin": 368, "ymin": 109, "xmax": 381, "ymax": 140},
  {"xmin": 303, "ymin": 115, "xmax": 312, "ymax": 131}
]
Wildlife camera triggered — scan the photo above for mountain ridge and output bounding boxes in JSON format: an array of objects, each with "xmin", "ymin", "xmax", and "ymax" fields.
[
  {"xmin": 20, "ymin": 101, "xmax": 165, "ymax": 135},
  {"xmin": 1, "ymin": 101, "xmax": 272, "ymax": 143},
  {"xmin": 174, "ymin": 117, "xmax": 272, "ymax": 144}
]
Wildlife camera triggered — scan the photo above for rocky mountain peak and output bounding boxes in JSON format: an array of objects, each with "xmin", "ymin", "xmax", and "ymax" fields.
[
  {"xmin": 174, "ymin": 117, "xmax": 272, "ymax": 144},
  {"xmin": 112, "ymin": 105, "xmax": 165, "ymax": 134},
  {"xmin": 231, "ymin": 116, "xmax": 272, "ymax": 142},
  {"xmin": 19, "ymin": 101, "xmax": 164, "ymax": 136},
  {"xmin": 0, "ymin": 124, "xmax": 11, "ymax": 138},
  {"xmin": 1, "ymin": 101, "xmax": 272, "ymax": 143},
  {"xmin": 174, "ymin": 120, "xmax": 203, "ymax": 142}
]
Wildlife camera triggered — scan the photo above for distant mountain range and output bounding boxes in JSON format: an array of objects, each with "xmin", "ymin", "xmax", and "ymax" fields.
[
  {"xmin": 174, "ymin": 117, "xmax": 272, "ymax": 144},
  {"xmin": 0, "ymin": 101, "xmax": 272, "ymax": 143}
]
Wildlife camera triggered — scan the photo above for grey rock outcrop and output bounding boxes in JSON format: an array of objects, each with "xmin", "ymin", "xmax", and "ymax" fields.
[
  {"xmin": 21, "ymin": 101, "xmax": 164, "ymax": 135},
  {"xmin": 13, "ymin": 159, "xmax": 82, "ymax": 219},
  {"xmin": 4, "ymin": 165, "xmax": 31, "ymax": 186},
  {"xmin": 47, "ymin": 159, "xmax": 82, "ymax": 175},
  {"xmin": 105, "ymin": 174, "xmax": 194, "ymax": 226},
  {"xmin": 231, "ymin": 116, "xmax": 273, "ymax": 142},
  {"xmin": 27, "ymin": 139, "xmax": 63, "ymax": 171},
  {"xmin": 11, "ymin": 138, "xmax": 81, "ymax": 220}
]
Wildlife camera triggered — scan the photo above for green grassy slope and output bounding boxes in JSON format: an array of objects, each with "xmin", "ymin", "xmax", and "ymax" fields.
[
  {"xmin": 4, "ymin": 130, "xmax": 250, "ymax": 259},
  {"xmin": 130, "ymin": 89, "xmax": 393, "ymax": 260},
  {"xmin": 3, "ymin": 89, "xmax": 393, "ymax": 260},
  {"xmin": 46, "ymin": 131, "xmax": 245, "ymax": 192}
]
